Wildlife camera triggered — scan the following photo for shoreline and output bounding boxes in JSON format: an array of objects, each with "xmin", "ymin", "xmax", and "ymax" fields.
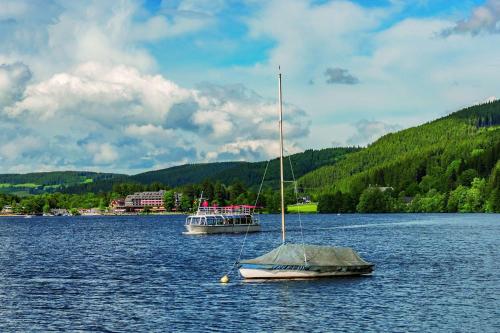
[{"xmin": 0, "ymin": 212, "xmax": 188, "ymax": 217}]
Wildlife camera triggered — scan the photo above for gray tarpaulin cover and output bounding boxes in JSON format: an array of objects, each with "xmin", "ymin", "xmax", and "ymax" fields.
[{"xmin": 240, "ymin": 243, "xmax": 371, "ymax": 267}]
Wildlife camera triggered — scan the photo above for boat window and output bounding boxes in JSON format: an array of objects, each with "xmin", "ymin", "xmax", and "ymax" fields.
[{"xmin": 206, "ymin": 216, "xmax": 216, "ymax": 225}]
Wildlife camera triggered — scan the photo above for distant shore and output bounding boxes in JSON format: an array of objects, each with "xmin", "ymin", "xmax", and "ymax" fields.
[{"xmin": 0, "ymin": 212, "xmax": 187, "ymax": 217}]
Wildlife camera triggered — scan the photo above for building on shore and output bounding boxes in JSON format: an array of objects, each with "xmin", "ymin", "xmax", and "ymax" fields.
[
  {"xmin": 1, "ymin": 205, "xmax": 13, "ymax": 214},
  {"xmin": 50, "ymin": 208, "xmax": 70, "ymax": 216},
  {"xmin": 122, "ymin": 190, "xmax": 166, "ymax": 212},
  {"xmin": 110, "ymin": 199, "xmax": 125, "ymax": 208}
]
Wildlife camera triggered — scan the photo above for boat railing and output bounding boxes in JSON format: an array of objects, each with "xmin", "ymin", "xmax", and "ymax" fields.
[{"xmin": 196, "ymin": 206, "xmax": 254, "ymax": 215}]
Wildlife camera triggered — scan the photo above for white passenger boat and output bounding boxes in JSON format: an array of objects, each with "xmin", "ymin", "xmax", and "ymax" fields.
[
  {"xmin": 184, "ymin": 203, "xmax": 261, "ymax": 235},
  {"xmin": 238, "ymin": 70, "xmax": 373, "ymax": 279}
]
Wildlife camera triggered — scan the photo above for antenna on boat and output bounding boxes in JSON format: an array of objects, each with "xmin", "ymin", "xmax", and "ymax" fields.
[{"xmin": 278, "ymin": 66, "xmax": 286, "ymax": 244}]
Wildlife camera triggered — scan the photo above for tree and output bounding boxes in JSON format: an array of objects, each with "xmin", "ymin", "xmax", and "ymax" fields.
[
  {"xmin": 447, "ymin": 185, "xmax": 468, "ymax": 212},
  {"xmin": 463, "ymin": 178, "xmax": 486, "ymax": 212},
  {"xmin": 264, "ymin": 190, "xmax": 281, "ymax": 213},
  {"xmin": 180, "ymin": 195, "xmax": 192, "ymax": 212},
  {"xmin": 213, "ymin": 182, "xmax": 226, "ymax": 206},
  {"xmin": 317, "ymin": 191, "xmax": 344, "ymax": 213},
  {"xmin": 229, "ymin": 181, "xmax": 246, "ymax": 203},
  {"xmin": 201, "ymin": 180, "xmax": 214, "ymax": 202},
  {"xmin": 409, "ymin": 189, "xmax": 446, "ymax": 212},
  {"xmin": 98, "ymin": 198, "xmax": 107, "ymax": 212},
  {"xmin": 458, "ymin": 169, "xmax": 479, "ymax": 186},
  {"xmin": 317, "ymin": 193, "xmax": 335, "ymax": 213},
  {"xmin": 163, "ymin": 190, "xmax": 175, "ymax": 211},
  {"xmin": 43, "ymin": 202, "xmax": 51, "ymax": 214},
  {"xmin": 486, "ymin": 188, "xmax": 500, "ymax": 212},
  {"xmin": 356, "ymin": 187, "xmax": 391, "ymax": 213}
]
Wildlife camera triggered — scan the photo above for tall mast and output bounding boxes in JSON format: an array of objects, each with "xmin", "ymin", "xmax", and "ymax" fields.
[{"xmin": 278, "ymin": 69, "xmax": 286, "ymax": 244}]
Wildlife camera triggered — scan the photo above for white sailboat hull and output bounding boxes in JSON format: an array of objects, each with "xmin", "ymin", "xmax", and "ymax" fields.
[
  {"xmin": 184, "ymin": 224, "xmax": 261, "ymax": 235},
  {"xmin": 239, "ymin": 267, "xmax": 371, "ymax": 279}
]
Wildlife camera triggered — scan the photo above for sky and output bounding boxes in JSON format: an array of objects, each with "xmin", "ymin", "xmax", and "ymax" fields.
[{"xmin": 0, "ymin": 0, "xmax": 499, "ymax": 174}]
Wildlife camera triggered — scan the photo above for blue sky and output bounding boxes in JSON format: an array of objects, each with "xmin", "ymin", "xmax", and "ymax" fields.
[{"xmin": 0, "ymin": 0, "xmax": 499, "ymax": 174}]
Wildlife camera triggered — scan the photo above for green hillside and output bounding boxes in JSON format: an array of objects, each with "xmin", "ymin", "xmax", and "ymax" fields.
[
  {"xmin": 131, "ymin": 147, "xmax": 358, "ymax": 189},
  {"xmin": 0, "ymin": 147, "xmax": 357, "ymax": 195},
  {"xmin": 0, "ymin": 171, "xmax": 126, "ymax": 196},
  {"xmin": 300, "ymin": 100, "xmax": 500, "ymax": 212}
]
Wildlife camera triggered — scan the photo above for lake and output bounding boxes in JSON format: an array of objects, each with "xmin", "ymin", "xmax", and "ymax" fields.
[{"xmin": 0, "ymin": 214, "xmax": 498, "ymax": 332}]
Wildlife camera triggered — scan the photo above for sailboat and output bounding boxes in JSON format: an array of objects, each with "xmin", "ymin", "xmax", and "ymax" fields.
[{"xmin": 237, "ymin": 70, "xmax": 374, "ymax": 279}]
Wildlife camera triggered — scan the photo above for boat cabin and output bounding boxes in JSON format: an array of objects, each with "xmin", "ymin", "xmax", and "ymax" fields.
[
  {"xmin": 186, "ymin": 205, "xmax": 258, "ymax": 226},
  {"xmin": 186, "ymin": 214, "xmax": 255, "ymax": 226}
]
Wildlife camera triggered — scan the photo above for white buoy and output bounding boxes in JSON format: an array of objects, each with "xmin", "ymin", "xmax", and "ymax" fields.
[{"xmin": 220, "ymin": 275, "xmax": 229, "ymax": 283}]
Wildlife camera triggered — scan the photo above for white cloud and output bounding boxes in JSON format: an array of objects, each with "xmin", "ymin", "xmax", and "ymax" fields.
[
  {"xmin": 0, "ymin": 62, "xmax": 31, "ymax": 107},
  {"xmin": 246, "ymin": 0, "xmax": 389, "ymax": 78},
  {"xmin": 5, "ymin": 62, "xmax": 191, "ymax": 121},
  {"xmin": 0, "ymin": 136, "xmax": 41, "ymax": 161},
  {"xmin": 206, "ymin": 138, "xmax": 301, "ymax": 162},
  {"xmin": 442, "ymin": 0, "xmax": 500, "ymax": 36},
  {"xmin": 85, "ymin": 142, "xmax": 119, "ymax": 165},
  {"xmin": 0, "ymin": 0, "xmax": 218, "ymax": 80},
  {"xmin": 0, "ymin": 62, "xmax": 309, "ymax": 172},
  {"xmin": 347, "ymin": 119, "xmax": 401, "ymax": 146}
]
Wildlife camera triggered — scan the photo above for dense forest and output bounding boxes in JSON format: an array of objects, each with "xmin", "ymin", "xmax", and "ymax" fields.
[{"xmin": 305, "ymin": 100, "xmax": 500, "ymax": 213}]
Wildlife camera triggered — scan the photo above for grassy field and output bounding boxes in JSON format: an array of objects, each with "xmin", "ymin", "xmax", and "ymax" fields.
[
  {"xmin": 287, "ymin": 202, "xmax": 318, "ymax": 213},
  {"xmin": 0, "ymin": 183, "xmax": 39, "ymax": 188}
]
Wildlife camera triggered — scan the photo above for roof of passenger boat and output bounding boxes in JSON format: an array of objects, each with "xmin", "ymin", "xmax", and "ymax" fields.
[{"xmin": 191, "ymin": 204, "xmax": 259, "ymax": 216}]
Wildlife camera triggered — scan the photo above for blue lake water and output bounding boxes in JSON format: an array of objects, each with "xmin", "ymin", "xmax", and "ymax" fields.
[{"xmin": 0, "ymin": 214, "xmax": 498, "ymax": 332}]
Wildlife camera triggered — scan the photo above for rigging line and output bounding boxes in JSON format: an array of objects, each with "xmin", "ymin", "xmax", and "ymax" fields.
[
  {"xmin": 227, "ymin": 159, "xmax": 271, "ymax": 277},
  {"xmin": 287, "ymin": 155, "xmax": 308, "ymax": 266}
]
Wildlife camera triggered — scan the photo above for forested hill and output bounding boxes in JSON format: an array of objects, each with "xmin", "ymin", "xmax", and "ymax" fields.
[
  {"xmin": 62, "ymin": 147, "xmax": 358, "ymax": 193},
  {"xmin": 131, "ymin": 147, "xmax": 358, "ymax": 188},
  {"xmin": 0, "ymin": 171, "xmax": 126, "ymax": 196},
  {"xmin": 299, "ymin": 100, "xmax": 500, "ymax": 205}
]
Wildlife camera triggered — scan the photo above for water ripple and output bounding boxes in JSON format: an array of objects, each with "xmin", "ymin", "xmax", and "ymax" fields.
[{"xmin": 0, "ymin": 214, "xmax": 498, "ymax": 332}]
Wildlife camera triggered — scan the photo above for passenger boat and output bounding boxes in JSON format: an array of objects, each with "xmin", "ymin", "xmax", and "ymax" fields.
[
  {"xmin": 238, "ymin": 70, "xmax": 373, "ymax": 279},
  {"xmin": 184, "ymin": 201, "xmax": 261, "ymax": 235}
]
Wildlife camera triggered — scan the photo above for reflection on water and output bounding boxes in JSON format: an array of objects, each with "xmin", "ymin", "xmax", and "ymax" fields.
[{"xmin": 0, "ymin": 214, "xmax": 499, "ymax": 332}]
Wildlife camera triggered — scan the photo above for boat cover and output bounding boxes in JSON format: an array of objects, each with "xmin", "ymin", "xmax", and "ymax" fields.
[{"xmin": 240, "ymin": 243, "xmax": 371, "ymax": 267}]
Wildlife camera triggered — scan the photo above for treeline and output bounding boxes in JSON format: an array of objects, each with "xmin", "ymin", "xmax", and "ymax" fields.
[
  {"xmin": 317, "ymin": 168, "xmax": 500, "ymax": 213},
  {"xmin": 162, "ymin": 179, "xmax": 301, "ymax": 213},
  {"xmin": 0, "ymin": 182, "xmax": 169, "ymax": 215},
  {"xmin": 0, "ymin": 178, "xmax": 302, "ymax": 214},
  {"xmin": 1, "ymin": 192, "xmax": 108, "ymax": 215}
]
